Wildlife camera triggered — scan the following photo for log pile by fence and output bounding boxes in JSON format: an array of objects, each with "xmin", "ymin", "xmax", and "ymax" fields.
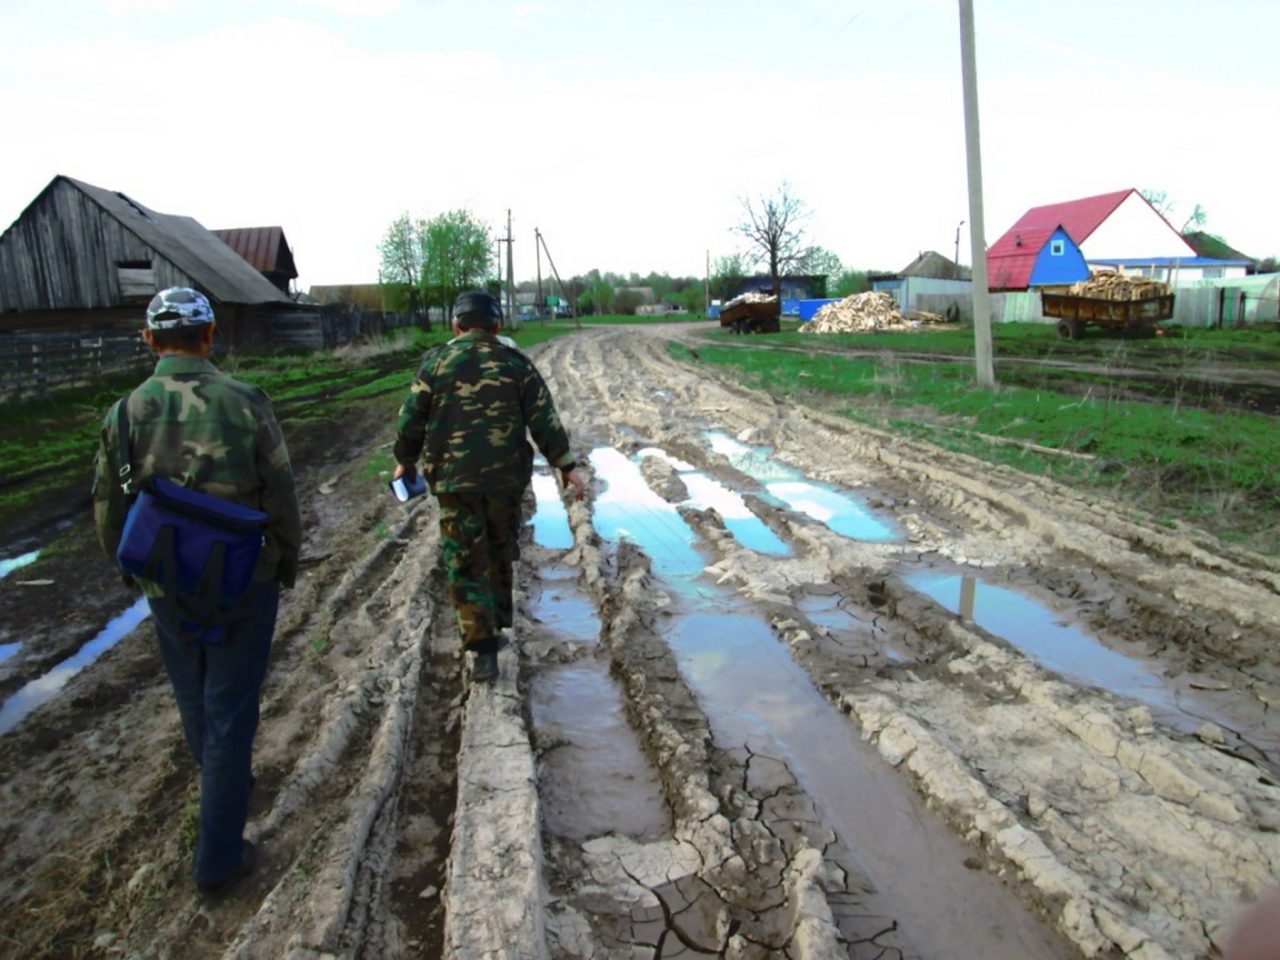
[
  {"xmin": 0, "ymin": 333, "xmax": 152, "ymax": 401},
  {"xmin": 801, "ymin": 291, "xmax": 912, "ymax": 333}
]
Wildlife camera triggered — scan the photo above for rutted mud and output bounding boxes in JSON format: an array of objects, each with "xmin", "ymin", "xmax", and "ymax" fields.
[{"xmin": 1, "ymin": 323, "xmax": 1277, "ymax": 959}]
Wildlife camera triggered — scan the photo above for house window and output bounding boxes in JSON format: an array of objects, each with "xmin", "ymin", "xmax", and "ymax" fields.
[
  {"xmin": 116, "ymin": 260, "xmax": 156, "ymax": 300},
  {"xmin": 1202, "ymin": 266, "xmax": 1224, "ymax": 279},
  {"xmin": 1050, "ymin": 239, "xmax": 1065, "ymax": 256}
]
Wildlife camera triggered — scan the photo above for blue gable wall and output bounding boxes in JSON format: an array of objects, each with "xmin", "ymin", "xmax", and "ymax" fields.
[{"xmin": 1029, "ymin": 227, "xmax": 1088, "ymax": 286}]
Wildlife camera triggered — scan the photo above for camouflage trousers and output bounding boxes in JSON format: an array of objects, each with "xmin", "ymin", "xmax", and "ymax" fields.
[{"xmin": 436, "ymin": 491, "xmax": 524, "ymax": 654}]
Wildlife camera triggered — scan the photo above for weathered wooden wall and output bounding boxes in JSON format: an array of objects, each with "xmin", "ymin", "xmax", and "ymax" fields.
[
  {"xmin": 0, "ymin": 180, "xmax": 192, "ymax": 312},
  {"xmin": 0, "ymin": 332, "xmax": 152, "ymax": 401}
]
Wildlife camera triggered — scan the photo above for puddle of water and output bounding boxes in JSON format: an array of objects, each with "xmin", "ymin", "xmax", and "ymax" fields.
[
  {"xmin": 530, "ymin": 663, "xmax": 670, "ymax": 842},
  {"xmin": 906, "ymin": 572, "xmax": 1178, "ymax": 713},
  {"xmin": 531, "ymin": 566, "xmax": 600, "ymax": 644},
  {"xmin": 0, "ymin": 643, "xmax": 21, "ymax": 665},
  {"xmin": 0, "ymin": 549, "xmax": 40, "ymax": 580},
  {"xmin": 589, "ymin": 447, "xmax": 707, "ymax": 582},
  {"xmin": 664, "ymin": 605, "xmax": 1072, "ymax": 960},
  {"xmin": 531, "ymin": 471, "xmax": 574, "ymax": 549},
  {"xmin": 679, "ymin": 472, "xmax": 790, "ymax": 556},
  {"xmin": 705, "ymin": 432, "xmax": 899, "ymax": 542},
  {"xmin": 0, "ymin": 598, "xmax": 151, "ymax": 736}
]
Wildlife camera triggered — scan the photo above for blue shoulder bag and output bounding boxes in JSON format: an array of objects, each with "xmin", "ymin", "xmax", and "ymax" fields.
[{"xmin": 113, "ymin": 396, "xmax": 268, "ymax": 645}]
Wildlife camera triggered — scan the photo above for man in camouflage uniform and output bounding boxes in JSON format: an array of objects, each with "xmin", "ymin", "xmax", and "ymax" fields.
[
  {"xmin": 393, "ymin": 290, "xmax": 584, "ymax": 683},
  {"xmin": 93, "ymin": 287, "xmax": 302, "ymax": 893}
]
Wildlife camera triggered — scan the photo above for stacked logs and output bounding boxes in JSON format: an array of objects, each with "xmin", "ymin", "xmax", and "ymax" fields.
[
  {"xmin": 801, "ymin": 291, "xmax": 911, "ymax": 334},
  {"xmin": 1069, "ymin": 271, "xmax": 1170, "ymax": 301}
]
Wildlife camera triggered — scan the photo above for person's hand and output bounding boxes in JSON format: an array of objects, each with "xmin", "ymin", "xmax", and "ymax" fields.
[
  {"xmin": 561, "ymin": 466, "xmax": 586, "ymax": 502},
  {"xmin": 393, "ymin": 462, "xmax": 416, "ymax": 482}
]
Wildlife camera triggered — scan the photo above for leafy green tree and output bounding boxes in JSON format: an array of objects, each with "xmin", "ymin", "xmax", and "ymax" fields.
[
  {"xmin": 378, "ymin": 213, "xmax": 428, "ymax": 324},
  {"xmin": 1141, "ymin": 188, "xmax": 1208, "ymax": 233},
  {"xmin": 420, "ymin": 209, "xmax": 494, "ymax": 322},
  {"xmin": 710, "ymin": 253, "xmax": 748, "ymax": 302},
  {"xmin": 614, "ymin": 289, "xmax": 644, "ymax": 315},
  {"xmin": 796, "ymin": 245, "xmax": 842, "ymax": 298},
  {"xmin": 735, "ymin": 182, "xmax": 810, "ymax": 302},
  {"xmin": 832, "ymin": 269, "xmax": 870, "ymax": 297}
]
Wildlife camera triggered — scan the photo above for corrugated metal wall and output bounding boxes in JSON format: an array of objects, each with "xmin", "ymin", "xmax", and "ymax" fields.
[{"xmin": 0, "ymin": 180, "xmax": 191, "ymax": 312}]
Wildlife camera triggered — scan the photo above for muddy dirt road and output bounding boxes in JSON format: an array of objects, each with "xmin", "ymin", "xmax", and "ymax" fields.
[{"xmin": 1, "ymin": 322, "xmax": 1278, "ymax": 959}]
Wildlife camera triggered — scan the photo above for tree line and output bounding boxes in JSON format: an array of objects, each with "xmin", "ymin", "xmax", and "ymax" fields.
[{"xmin": 377, "ymin": 185, "xmax": 881, "ymax": 323}]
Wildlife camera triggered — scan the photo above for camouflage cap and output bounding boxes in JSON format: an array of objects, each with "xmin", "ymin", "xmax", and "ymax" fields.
[{"xmin": 146, "ymin": 287, "xmax": 215, "ymax": 329}]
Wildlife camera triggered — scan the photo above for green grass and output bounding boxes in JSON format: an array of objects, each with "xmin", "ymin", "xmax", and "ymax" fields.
[{"xmin": 670, "ymin": 337, "xmax": 1279, "ymax": 548}]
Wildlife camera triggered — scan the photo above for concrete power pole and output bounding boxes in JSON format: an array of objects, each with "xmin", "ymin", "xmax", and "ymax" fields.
[
  {"xmin": 505, "ymin": 209, "xmax": 515, "ymax": 326},
  {"xmin": 536, "ymin": 228, "xmax": 545, "ymax": 317},
  {"xmin": 959, "ymin": 0, "xmax": 996, "ymax": 389}
]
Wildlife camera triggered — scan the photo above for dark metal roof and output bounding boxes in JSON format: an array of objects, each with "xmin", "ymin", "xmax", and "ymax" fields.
[
  {"xmin": 60, "ymin": 176, "xmax": 291, "ymax": 306},
  {"xmin": 899, "ymin": 250, "xmax": 963, "ymax": 279},
  {"xmin": 212, "ymin": 226, "xmax": 298, "ymax": 280}
]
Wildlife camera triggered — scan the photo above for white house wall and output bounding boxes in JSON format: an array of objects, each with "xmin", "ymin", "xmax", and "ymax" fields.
[{"xmin": 1080, "ymin": 192, "xmax": 1196, "ymax": 260}]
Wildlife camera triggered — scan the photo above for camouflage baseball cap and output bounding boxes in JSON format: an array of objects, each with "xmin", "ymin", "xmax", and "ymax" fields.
[{"xmin": 146, "ymin": 287, "xmax": 215, "ymax": 329}]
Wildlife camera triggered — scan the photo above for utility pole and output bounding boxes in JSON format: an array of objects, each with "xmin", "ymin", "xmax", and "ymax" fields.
[
  {"xmin": 537, "ymin": 230, "xmax": 578, "ymax": 327},
  {"xmin": 959, "ymin": 0, "xmax": 995, "ymax": 389},
  {"xmin": 535, "ymin": 228, "xmax": 545, "ymax": 318},
  {"xmin": 705, "ymin": 249, "xmax": 711, "ymax": 316},
  {"xmin": 954, "ymin": 220, "xmax": 965, "ymax": 271},
  {"xmin": 505, "ymin": 209, "xmax": 515, "ymax": 327}
]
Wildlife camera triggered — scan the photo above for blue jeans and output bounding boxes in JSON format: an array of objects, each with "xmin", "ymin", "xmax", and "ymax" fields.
[{"xmin": 150, "ymin": 580, "xmax": 278, "ymax": 887}]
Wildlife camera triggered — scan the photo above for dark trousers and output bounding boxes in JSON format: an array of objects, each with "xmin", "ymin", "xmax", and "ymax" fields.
[
  {"xmin": 150, "ymin": 580, "xmax": 278, "ymax": 887},
  {"xmin": 436, "ymin": 491, "xmax": 523, "ymax": 653}
]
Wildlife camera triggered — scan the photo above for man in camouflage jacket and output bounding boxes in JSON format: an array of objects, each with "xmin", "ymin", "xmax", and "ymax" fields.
[
  {"xmin": 393, "ymin": 290, "xmax": 584, "ymax": 683},
  {"xmin": 92, "ymin": 287, "xmax": 301, "ymax": 893}
]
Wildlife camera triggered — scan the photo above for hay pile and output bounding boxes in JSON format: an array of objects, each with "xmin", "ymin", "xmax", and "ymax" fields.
[
  {"xmin": 801, "ymin": 291, "xmax": 911, "ymax": 334},
  {"xmin": 1069, "ymin": 271, "xmax": 1169, "ymax": 301}
]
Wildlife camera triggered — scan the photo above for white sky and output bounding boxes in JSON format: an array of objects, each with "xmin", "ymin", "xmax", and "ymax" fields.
[{"xmin": 2, "ymin": 0, "xmax": 1276, "ymax": 291}]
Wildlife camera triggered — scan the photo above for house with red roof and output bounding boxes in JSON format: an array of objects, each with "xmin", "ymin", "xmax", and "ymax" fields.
[
  {"xmin": 989, "ymin": 188, "xmax": 1248, "ymax": 289},
  {"xmin": 987, "ymin": 224, "xmax": 1088, "ymax": 292}
]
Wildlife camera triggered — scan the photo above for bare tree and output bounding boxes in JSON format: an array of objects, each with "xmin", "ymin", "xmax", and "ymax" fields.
[{"xmin": 735, "ymin": 182, "xmax": 810, "ymax": 303}]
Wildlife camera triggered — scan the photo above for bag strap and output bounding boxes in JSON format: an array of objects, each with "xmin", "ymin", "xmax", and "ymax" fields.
[{"xmin": 115, "ymin": 392, "xmax": 136, "ymax": 496}]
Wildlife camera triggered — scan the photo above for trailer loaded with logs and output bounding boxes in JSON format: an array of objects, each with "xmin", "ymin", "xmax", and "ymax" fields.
[
  {"xmin": 720, "ymin": 292, "xmax": 781, "ymax": 334},
  {"xmin": 1042, "ymin": 271, "xmax": 1175, "ymax": 339}
]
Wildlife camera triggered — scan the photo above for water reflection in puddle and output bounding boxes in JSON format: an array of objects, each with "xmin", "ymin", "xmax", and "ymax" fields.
[
  {"xmin": 531, "ymin": 565, "xmax": 600, "ymax": 644},
  {"xmin": 906, "ymin": 572, "xmax": 1177, "ymax": 712},
  {"xmin": 663, "ymin": 605, "xmax": 1069, "ymax": 960},
  {"xmin": 589, "ymin": 447, "xmax": 706, "ymax": 582},
  {"xmin": 0, "ymin": 598, "xmax": 150, "ymax": 735},
  {"xmin": 531, "ymin": 471, "xmax": 573, "ymax": 549},
  {"xmin": 530, "ymin": 664, "xmax": 670, "ymax": 842},
  {"xmin": 705, "ymin": 432, "xmax": 899, "ymax": 542},
  {"xmin": 635, "ymin": 447, "xmax": 790, "ymax": 556},
  {"xmin": 0, "ymin": 549, "xmax": 40, "ymax": 580},
  {"xmin": 0, "ymin": 643, "xmax": 20, "ymax": 665}
]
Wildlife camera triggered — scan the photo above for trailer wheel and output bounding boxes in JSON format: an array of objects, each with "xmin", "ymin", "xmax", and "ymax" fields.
[{"xmin": 1056, "ymin": 320, "xmax": 1076, "ymax": 340}]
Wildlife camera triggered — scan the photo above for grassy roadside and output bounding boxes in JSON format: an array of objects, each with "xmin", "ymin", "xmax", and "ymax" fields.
[{"xmin": 668, "ymin": 332, "xmax": 1279, "ymax": 551}]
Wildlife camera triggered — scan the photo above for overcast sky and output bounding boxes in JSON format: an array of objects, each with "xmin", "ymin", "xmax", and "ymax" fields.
[{"xmin": 2, "ymin": 0, "xmax": 1276, "ymax": 291}]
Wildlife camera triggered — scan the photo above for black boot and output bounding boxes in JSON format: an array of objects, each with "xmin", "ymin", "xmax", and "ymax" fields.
[{"xmin": 471, "ymin": 650, "xmax": 499, "ymax": 684}]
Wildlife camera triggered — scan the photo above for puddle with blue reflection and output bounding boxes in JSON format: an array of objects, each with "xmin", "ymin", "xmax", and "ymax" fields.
[
  {"xmin": 530, "ymin": 565, "xmax": 600, "ymax": 644},
  {"xmin": 530, "ymin": 471, "xmax": 574, "ymax": 549},
  {"xmin": 0, "ymin": 549, "xmax": 40, "ymax": 580},
  {"xmin": 635, "ymin": 447, "xmax": 790, "ymax": 556},
  {"xmin": 530, "ymin": 663, "xmax": 670, "ymax": 842},
  {"xmin": 705, "ymin": 432, "xmax": 899, "ymax": 542},
  {"xmin": 0, "ymin": 643, "xmax": 20, "ymax": 665},
  {"xmin": 664, "ymin": 604, "xmax": 1071, "ymax": 960},
  {"xmin": 906, "ymin": 572, "xmax": 1178, "ymax": 712},
  {"xmin": 589, "ymin": 447, "xmax": 707, "ymax": 582},
  {"xmin": 0, "ymin": 598, "xmax": 151, "ymax": 735}
]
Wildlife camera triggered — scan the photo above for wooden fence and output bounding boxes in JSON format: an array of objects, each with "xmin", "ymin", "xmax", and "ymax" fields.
[{"xmin": 0, "ymin": 332, "xmax": 152, "ymax": 401}]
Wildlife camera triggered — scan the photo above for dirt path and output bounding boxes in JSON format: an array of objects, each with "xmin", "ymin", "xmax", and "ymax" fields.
[{"xmin": 1, "ymin": 323, "xmax": 1277, "ymax": 959}]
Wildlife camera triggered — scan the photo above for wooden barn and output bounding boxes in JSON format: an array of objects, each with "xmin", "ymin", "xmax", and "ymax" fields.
[{"xmin": 0, "ymin": 175, "xmax": 305, "ymax": 350}]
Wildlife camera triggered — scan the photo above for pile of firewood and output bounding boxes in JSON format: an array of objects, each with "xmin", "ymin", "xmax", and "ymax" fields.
[
  {"xmin": 1069, "ymin": 271, "xmax": 1169, "ymax": 301},
  {"xmin": 801, "ymin": 291, "xmax": 911, "ymax": 334},
  {"xmin": 723, "ymin": 291, "xmax": 775, "ymax": 308}
]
